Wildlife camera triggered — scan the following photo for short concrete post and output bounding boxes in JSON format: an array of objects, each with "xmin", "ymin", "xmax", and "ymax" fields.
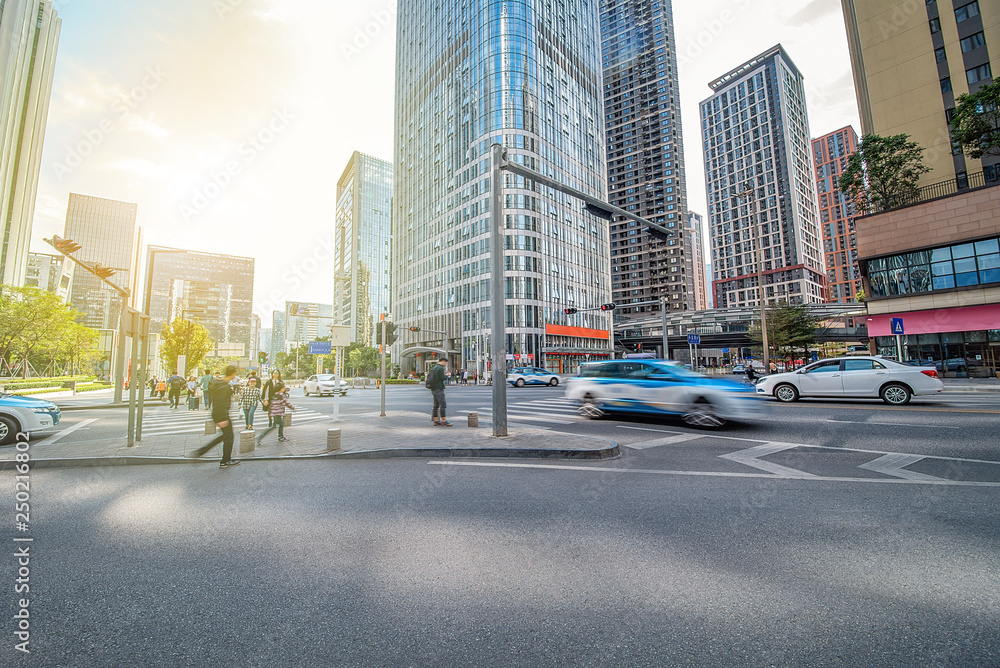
[
  {"xmin": 205, "ymin": 420, "xmax": 216, "ymax": 435},
  {"xmin": 468, "ymin": 411, "xmax": 479, "ymax": 428},
  {"xmin": 326, "ymin": 427, "xmax": 341, "ymax": 451},
  {"xmin": 239, "ymin": 430, "xmax": 255, "ymax": 454},
  {"xmin": 284, "ymin": 412, "xmax": 292, "ymax": 427}
]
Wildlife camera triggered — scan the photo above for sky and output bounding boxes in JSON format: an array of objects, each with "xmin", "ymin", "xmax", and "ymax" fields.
[{"xmin": 33, "ymin": 0, "xmax": 859, "ymax": 320}]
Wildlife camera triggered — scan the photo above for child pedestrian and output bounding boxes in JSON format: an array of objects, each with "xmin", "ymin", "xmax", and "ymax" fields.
[
  {"xmin": 256, "ymin": 381, "xmax": 294, "ymax": 444},
  {"xmin": 156, "ymin": 379, "xmax": 167, "ymax": 401},
  {"xmin": 239, "ymin": 377, "xmax": 262, "ymax": 430}
]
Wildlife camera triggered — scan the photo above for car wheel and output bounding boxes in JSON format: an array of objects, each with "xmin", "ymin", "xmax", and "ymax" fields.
[
  {"xmin": 880, "ymin": 383, "xmax": 911, "ymax": 405},
  {"xmin": 515, "ymin": 379, "xmax": 525, "ymax": 388},
  {"xmin": 579, "ymin": 394, "xmax": 604, "ymax": 419},
  {"xmin": 549, "ymin": 377, "xmax": 559, "ymax": 387},
  {"xmin": 0, "ymin": 415, "xmax": 19, "ymax": 446},
  {"xmin": 774, "ymin": 384, "xmax": 799, "ymax": 403},
  {"xmin": 683, "ymin": 398, "xmax": 726, "ymax": 428},
  {"xmin": 304, "ymin": 389, "xmax": 311, "ymax": 397}
]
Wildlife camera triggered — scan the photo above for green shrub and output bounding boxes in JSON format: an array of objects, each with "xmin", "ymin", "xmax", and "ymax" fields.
[{"xmin": 385, "ymin": 379, "xmax": 420, "ymax": 385}]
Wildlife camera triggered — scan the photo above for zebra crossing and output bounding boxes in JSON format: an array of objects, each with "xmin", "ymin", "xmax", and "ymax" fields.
[
  {"xmin": 462, "ymin": 397, "xmax": 582, "ymax": 426},
  {"xmin": 139, "ymin": 405, "xmax": 330, "ymax": 437}
]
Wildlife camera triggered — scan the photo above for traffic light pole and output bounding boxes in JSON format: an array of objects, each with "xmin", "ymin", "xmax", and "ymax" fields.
[
  {"xmin": 490, "ymin": 144, "xmax": 508, "ymax": 437},
  {"xmin": 380, "ymin": 317, "xmax": 387, "ymax": 417}
]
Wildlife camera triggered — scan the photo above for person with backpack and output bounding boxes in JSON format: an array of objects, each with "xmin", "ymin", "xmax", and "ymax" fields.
[
  {"xmin": 426, "ymin": 358, "xmax": 452, "ymax": 427},
  {"xmin": 167, "ymin": 373, "xmax": 185, "ymax": 408},
  {"xmin": 261, "ymin": 370, "xmax": 283, "ymax": 427}
]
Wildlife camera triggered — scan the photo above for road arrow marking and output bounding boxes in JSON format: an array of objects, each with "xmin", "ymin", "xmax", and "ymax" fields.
[
  {"xmin": 859, "ymin": 453, "xmax": 943, "ymax": 481},
  {"xmin": 719, "ymin": 442, "xmax": 818, "ymax": 478},
  {"xmin": 625, "ymin": 433, "xmax": 705, "ymax": 449}
]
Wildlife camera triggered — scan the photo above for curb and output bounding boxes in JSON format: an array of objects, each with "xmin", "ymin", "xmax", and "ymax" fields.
[
  {"xmin": 57, "ymin": 400, "xmax": 180, "ymax": 411},
  {"xmin": 0, "ymin": 443, "xmax": 621, "ymax": 470}
]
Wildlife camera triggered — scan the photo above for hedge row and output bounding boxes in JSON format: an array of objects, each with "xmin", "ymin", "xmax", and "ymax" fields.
[
  {"xmin": 9, "ymin": 384, "xmax": 106, "ymax": 396},
  {"xmin": 1, "ymin": 376, "xmax": 96, "ymax": 391}
]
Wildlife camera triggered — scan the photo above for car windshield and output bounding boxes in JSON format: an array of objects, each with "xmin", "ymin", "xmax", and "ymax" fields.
[{"xmin": 316, "ymin": 375, "xmax": 335, "ymax": 381}]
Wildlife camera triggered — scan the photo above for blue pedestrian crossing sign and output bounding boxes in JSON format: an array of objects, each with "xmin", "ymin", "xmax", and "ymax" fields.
[
  {"xmin": 687, "ymin": 334, "xmax": 701, "ymax": 345},
  {"xmin": 890, "ymin": 318, "xmax": 904, "ymax": 335}
]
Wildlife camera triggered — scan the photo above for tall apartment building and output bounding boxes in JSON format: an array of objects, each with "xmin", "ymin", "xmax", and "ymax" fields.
[
  {"xmin": 600, "ymin": 0, "xmax": 694, "ymax": 317},
  {"xmin": 64, "ymin": 193, "xmax": 141, "ymax": 330},
  {"xmin": 812, "ymin": 126, "xmax": 862, "ymax": 303},
  {"xmin": 393, "ymin": 0, "xmax": 611, "ymax": 375},
  {"xmin": 24, "ymin": 251, "xmax": 72, "ymax": 300},
  {"xmin": 335, "ymin": 152, "xmax": 393, "ymax": 347},
  {"xmin": 280, "ymin": 301, "xmax": 334, "ymax": 351},
  {"xmin": 0, "ymin": 0, "xmax": 60, "ymax": 286},
  {"xmin": 145, "ymin": 245, "xmax": 255, "ymax": 357},
  {"xmin": 686, "ymin": 212, "xmax": 709, "ymax": 310},
  {"xmin": 700, "ymin": 45, "xmax": 826, "ymax": 309},
  {"xmin": 842, "ymin": 0, "xmax": 999, "ymax": 184},
  {"xmin": 270, "ymin": 310, "xmax": 285, "ymax": 362}
]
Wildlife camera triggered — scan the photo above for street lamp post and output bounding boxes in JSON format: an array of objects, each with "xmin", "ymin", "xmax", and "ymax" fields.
[{"xmin": 739, "ymin": 183, "xmax": 770, "ymax": 372}]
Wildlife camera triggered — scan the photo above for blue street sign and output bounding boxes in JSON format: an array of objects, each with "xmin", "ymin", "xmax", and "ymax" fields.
[
  {"xmin": 890, "ymin": 318, "xmax": 904, "ymax": 335},
  {"xmin": 308, "ymin": 341, "xmax": 332, "ymax": 355},
  {"xmin": 722, "ymin": 348, "xmax": 729, "ymax": 353},
  {"xmin": 687, "ymin": 334, "xmax": 701, "ymax": 345}
]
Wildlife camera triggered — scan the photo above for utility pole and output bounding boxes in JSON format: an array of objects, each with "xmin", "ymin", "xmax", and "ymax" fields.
[{"xmin": 379, "ymin": 314, "xmax": 387, "ymax": 417}]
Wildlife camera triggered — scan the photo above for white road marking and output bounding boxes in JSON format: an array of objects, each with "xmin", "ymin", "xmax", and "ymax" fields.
[
  {"xmin": 825, "ymin": 419, "xmax": 961, "ymax": 429},
  {"xmin": 428, "ymin": 461, "xmax": 1000, "ymax": 487},
  {"xmin": 464, "ymin": 411, "xmax": 573, "ymax": 425},
  {"xmin": 33, "ymin": 418, "xmax": 97, "ymax": 445},
  {"xmin": 859, "ymin": 453, "xmax": 943, "ymax": 481},
  {"xmin": 719, "ymin": 442, "xmax": 819, "ymax": 478},
  {"xmin": 625, "ymin": 433, "xmax": 705, "ymax": 449}
]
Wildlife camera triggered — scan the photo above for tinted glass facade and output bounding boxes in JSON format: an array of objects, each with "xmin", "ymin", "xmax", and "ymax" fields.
[{"xmin": 393, "ymin": 0, "xmax": 610, "ymax": 373}]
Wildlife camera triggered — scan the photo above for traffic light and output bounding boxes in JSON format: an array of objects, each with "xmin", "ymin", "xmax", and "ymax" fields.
[
  {"xmin": 258, "ymin": 352, "xmax": 268, "ymax": 364},
  {"xmin": 90, "ymin": 263, "xmax": 116, "ymax": 279},
  {"xmin": 584, "ymin": 202, "xmax": 615, "ymax": 221},
  {"xmin": 375, "ymin": 321, "xmax": 383, "ymax": 342},
  {"xmin": 48, "ymin": 235, "xmax": 81, "ymax": 254},
  {"xmin": 384, "ymin": 322, "xmax": 398, "ymax": 345},
  {"xmin": 564, "ymin": 308, "xmax": 578, "ymax": 315},
  {"xmin": 600, "ymin": 303, "xmax": 617, "ymax": 311},
  {"xmin": 409, "ymin": 326, "xmax": 420, "ymax": 332}
]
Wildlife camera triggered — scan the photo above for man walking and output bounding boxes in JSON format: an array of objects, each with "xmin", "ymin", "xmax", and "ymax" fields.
[
  {"xmin": 167, "ymin": 373, "xmax": 185, "ymax": 409},
  {"xmin": 189, "ymin": 365, "xmax": 241, "ymax": 468},
  {"xmin": 427, "ymin": 358, "xmax": 452, "ymax": 427},
  {"xmin": 200, "ymin": 370, "xmax": 213, "ymax": 410}
]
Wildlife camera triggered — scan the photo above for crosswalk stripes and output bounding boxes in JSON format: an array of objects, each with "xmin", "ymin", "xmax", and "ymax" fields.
[
  {"xmin": 461, "ymin": 397, "xmax": 582, "ymax": 425},
  {"xmin": 139, "ymin": 406, "xmax": 330, "ymax": 436}
]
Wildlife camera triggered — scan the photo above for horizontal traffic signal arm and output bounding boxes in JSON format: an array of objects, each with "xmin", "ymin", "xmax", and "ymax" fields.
[
  {"xmin": 565, "ymin": 303, "xmax": 616, "ymax": 315},
  {"xmin": 44, "ymin": 237, "xmax": 128, "ymax": 297}
]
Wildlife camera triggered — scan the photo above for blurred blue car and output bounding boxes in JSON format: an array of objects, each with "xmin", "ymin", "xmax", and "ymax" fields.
[{"xmin": 564, "ymin": 359, "xmax": 762, "ymax": 428}]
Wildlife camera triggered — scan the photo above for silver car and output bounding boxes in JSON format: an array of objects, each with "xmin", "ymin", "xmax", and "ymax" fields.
[
  {"xmin": 754, "ymin": 356, "xmax": 944, "ymax": 405},
  {"xmin": 303, "ymin": 374, "xmax": 349, "ymax": 397}
]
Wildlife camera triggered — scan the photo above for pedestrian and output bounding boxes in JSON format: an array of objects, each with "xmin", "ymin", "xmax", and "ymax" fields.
[
  {"xmin": 189, "ymin": 365, "xmax": 241, "ymax": 468},
  {"xmin": 426, "ymin": 358, "xmax": 452, "ymax": 426},
  {"xmin": 148, "ymin": 377, "xmax": 157, "ymax": 397},
  {"xmin": 156, "ymin": 378, "xmax": 167, "ymax": 400},
  {"xmin": 261, "ymin": 369, "xmax": 283, "ymax": 427},
  {"xmin": 461, "ymin": 369, "xmax": 468, "ymax": 385},
  {"xmin": 746, "ymin": 365, "xmax": 758, "ymax": 382},
  {"xmin": 200, "ymin": 369, "xmax": 213, "ymax": 410},
  {"xmin": 167, "ymin": 372, "xmax": 185, "ymax": 408},
  {"xmin": 239, "ymin": 377, "xmax": 262, "ymax": 430},
  {"xmin": 186, "ymin": 375, "xmax": 199, "ymax": 410},
  {"xmin": 256, "ymin": 381, "xmax": 294, "ymax": 444}
]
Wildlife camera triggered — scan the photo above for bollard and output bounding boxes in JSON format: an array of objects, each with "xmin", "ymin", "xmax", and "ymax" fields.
[
  {"xmin": 205, "ymin": 420, "xmax": 217, "ymax": 435},
  {"xmin": 326, "ymin": 427, "xmax": 342, "ymax": 451},
  {"xmin": 468, "ymin": 411, "xmax": 478, "ymax": 428},
  {"xmin": 239, "ymin": 430, "xmax": 255, "ymax": 454}
]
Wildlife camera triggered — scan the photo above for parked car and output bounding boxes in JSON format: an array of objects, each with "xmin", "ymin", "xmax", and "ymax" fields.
[
  {"xmin": 564, "ymin": 359, "xmax": 761, "ymax": 428},
  {"xmin": 0, "ymin": 392, "xmax": 61, "ymax": 445},
  {"xmin": 754, "ymin": 356, "xmax": 943, "ymax": 405},
  {"xmin": 302, "ymin": 374, "xmax": 349, "ymax": 396},
  {"xmin": 731, "ymin": 364, "xmax": 746, "ymax": 374},
  {"xmin": 507, "ymin": 367, "xmax": 560, "ymax": 388}
]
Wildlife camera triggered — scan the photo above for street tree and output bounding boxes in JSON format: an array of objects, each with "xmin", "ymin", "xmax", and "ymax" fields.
[
  {"xmin": 159, "ymin": 319, "xmax": 214, "ymax": 375},
  {"xmin": 0, "ymin": 285, "xmax": 89, "ymax": 378},
  {"xmin": 950, "ymin": 80, "xmax": 1000, "ymax": 159},
  {"xmin": 839, "ymin": 133, "xmax": 931, "ymax": 213},
  {"xmin": 347, "ymin": 345, "xmax": 378, "ymax": 377},
  {"xmin": 749, "ymin": 302, "xmax": 819, "ymax": 367}
]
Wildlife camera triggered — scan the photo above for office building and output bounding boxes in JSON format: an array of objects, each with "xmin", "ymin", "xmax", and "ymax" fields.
[
  {"xmin": 393, "ymin": 0, "xmax": 611, "ymax": 375},
  {"xmin": 24, "ymin": 251, "xmax": 72, "ymax": 301},
  {"xmin": 842, "ymin": 0, "xmax": 999, "ymax": 184},
  {"xmin": 335, "ymin": 151, "xmax": 393, "ymax": 347},
  {"xmin": 270, "ymin": 310, "xmax": 286, "ymax": 362},
  {"xmin": 812, "ymin": 126, "xmax": 862, "ymax": 303},
  {"xmin": 64, "ymin": 193, "xmax": 141, "ymax": 330},
  {"xmin": 686, "ymin": 212, "xmax": 709, "ymax": 310},
  {"xmin": 600, "ymin": 0, "xmax": 695, "ymax": 317},
  {"xmin": 145, "ymin": 245, "xmax": 255, "ymax": 358},
  {"xmin": 0, "ymin": 0, "xmax": 60, "ymax": 287},
  {"xmin": 700, "ymin": 45, "xmax": 827, "ymax": 309},
  {"xmin": 278, "ymin": 302, "xmax": 334, "ymax": 352}
]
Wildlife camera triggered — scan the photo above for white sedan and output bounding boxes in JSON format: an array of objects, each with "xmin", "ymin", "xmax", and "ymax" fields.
[
  {"xmin": 302, "ymin": 374, "xmax": 349, "ymax": 397},
  {"xmin": 754, "ymin": 356, "xmax": 944, "ymax": 405}
]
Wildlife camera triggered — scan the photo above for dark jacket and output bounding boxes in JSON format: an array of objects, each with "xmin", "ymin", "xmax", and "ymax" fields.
[
  {"xmin": 209, "ymin": 378, "xmax": 234, "ymax": 423},
  {"xmin": 261, "ymin": 379, "xmax": 282, "ymax": 403},
  {"xmin": 426, "ymin": 364, "xmax": 447, "ymax": 391}
]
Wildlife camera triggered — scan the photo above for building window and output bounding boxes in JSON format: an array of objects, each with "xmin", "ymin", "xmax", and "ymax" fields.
[
  {"xmin": 960, "ymin": 32, "xmax": 985, "ymax": 53},
  {"xmin": 929, "ymin": 17, "xmax": 941, "ymax": 33},
  {"xmin": 868, "ymin": 237, "xmax": 1000, "ymax": 297},
  {"xmin": 967, "ymin": 63, "xmax": 992, "ymax": 85},
  {"xmin": 935, "ymin": 47, "xmax": 947, "ymax": 62},
  {"xmin": 955, "ymin": 1, "xmax": 979, "ymax": 22},
  {"xmin": 941, "ymin": 77, "xmax": 952, "ymax": 93}
]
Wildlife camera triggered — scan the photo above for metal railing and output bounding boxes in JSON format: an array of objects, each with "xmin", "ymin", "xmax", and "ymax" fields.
[{"xmin": 864, "ymin": 166, "xmax": 999, "ymax": 215}]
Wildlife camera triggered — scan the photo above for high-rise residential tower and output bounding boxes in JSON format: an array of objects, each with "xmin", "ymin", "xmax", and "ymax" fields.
[
  {"xmin": 600, "ymin": 0, "xmax": 694, "ymax": 317},
  {"xmin": 0, "ymin": 0, "xmax": 61, "ymax": 286},
  {"xmin": 335, "ymin": 151, "xmax": 393, "ymax": 347},
  {"xmin": 64, "ymin": 193, "xmax": 141, "ymax": 330},
  {"xmin": 812, "ymin": 126, "xmax": 861, "ymax": 303},
  {"xmin": 24, "ymin": 251, "xmax": 72, "ymax": 301},
  {"xmin": 145, "ymin": 245, "xmax": 255, "ymax": 358},
  {"xmin": 700, "ymin": 45, "xmax": 826, "ymax": 309},
  {"xmin": 686, "ymin": 212, "xmax": 709, "ymax": 310},
  {"xmin": 842, "ymin": 0, "xmax": 999, "ymax": 184},
  {"xmin": 393, "ymin": 0, "xmax": 611, "ymax": 375}
]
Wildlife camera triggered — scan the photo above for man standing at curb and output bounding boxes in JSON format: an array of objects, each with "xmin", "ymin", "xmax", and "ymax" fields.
[
  {"xmin": 189, "ymin": 365, "xmax": 241, "ymax": 468},
  {"xmin": 200, "ymin": 369, "xmax": 213, "ymax": 410},
  {"xmin": 427, "ymin": 358, "xmax": 452, "ymax": 426}
]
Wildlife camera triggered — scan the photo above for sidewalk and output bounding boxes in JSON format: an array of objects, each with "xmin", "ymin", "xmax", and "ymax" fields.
[{"xmin": 0, "ymin": 410, "xmax": 619, "ymax": 469}]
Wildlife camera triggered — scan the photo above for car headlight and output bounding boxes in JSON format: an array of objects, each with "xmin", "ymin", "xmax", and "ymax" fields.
[{"xmin": 32, "ymin": 407, "xmax": 51, "ymax": 414}]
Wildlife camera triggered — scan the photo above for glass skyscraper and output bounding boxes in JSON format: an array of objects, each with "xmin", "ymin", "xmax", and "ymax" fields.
[
  {"xmin": 335, "ymin": 152, "xmax": 393, "ymax": 347},
  {"xmin": 393, "ymin": 0, "xmax": 611, "ymax": 375},
  {"xmin": 600, "ymin": 0, "xmax": 696, "ymax": 318}
]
